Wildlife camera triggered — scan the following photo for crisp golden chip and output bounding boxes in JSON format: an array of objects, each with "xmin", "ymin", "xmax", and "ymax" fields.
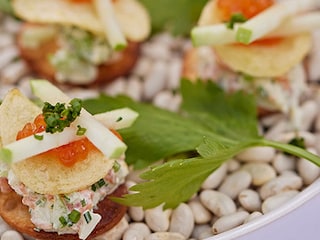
[
  {"xmin": 0, "ymin": 89, "xmax": 115, "ymax": 194},
  {"xmin": 198, "ymin": 0, "xmax": 222, "ymax": 26},
  {"xmin": 214, "ymin": 33, "xmax": 312, "ymax": 77},
  {"xmin": 0, "ymin": 89, "xmax": 41, "ymax": 145},
  {"xmin": 12, "ymin": 0, "xmax": 150, "ymax": 41},
  {"xmin": 12, "ymin": 150, "xmax": 114, "ymax": 195}
]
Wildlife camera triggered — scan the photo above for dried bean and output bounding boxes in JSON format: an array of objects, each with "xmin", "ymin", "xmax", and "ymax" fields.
[
  {"xmin": 259, "ymin": 175, "xmax": 303, "ymax": 200},
  {"xmin": 212, "ymin": 211, "xmax": 249, "ymax": 234},
  {"xmin": 262, "ymin": 191, "xmax": 299, "ymax": 214},
  {"xmin": 242, "ymin": 163, "xmax": 276, "ymax": 186},
  {"xmin": 169, "ymin": 203, "xmax": 194, "ymax": 238},
  {"xmin": 200, "ymin": 190, "xmax": 236, "ymax": 217},
  {"xmin": 236, "ymin": 147, "xmax": 275, "ymax": 163},
  {"xmin": 218, "ymin": 170, "xmax": 252, "ymax": 199}
]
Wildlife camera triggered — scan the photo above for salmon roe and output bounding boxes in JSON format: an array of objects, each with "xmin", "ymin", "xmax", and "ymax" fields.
[
  {"xmin": 217, "ymin": 0, "xmax": 274, "ymax": 21},
  {"xmin": 17, "ymin": 114, "xmax": 97, "ymax": 167}
]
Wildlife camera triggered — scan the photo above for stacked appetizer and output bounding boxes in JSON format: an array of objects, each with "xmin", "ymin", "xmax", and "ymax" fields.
[
  {"xmin": 185, "ymin": 0, "xmax": 320, "ymax": 117},
  {"xmin": 0, "ymin": 80, "xmax": 138, "ymax": 239},
  {"xmin": 11, "ymin": 0, "xmax": 151, "ymax": 85}
]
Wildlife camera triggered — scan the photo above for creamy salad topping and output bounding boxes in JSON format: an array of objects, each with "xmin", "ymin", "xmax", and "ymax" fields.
[{"xmin": 5, "ymin": 158, "xmax": 128, "ymax": 239}]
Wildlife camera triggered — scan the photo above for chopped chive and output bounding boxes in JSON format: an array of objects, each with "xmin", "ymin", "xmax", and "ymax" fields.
[
  {"xmin": 116, "ymin": 116, "xmax": 123, "ymax": 122},
  {"xmin": 84, "ymin": 211, "xmax": 92, "ymax": 224},
  {"xmin": 91, "ymin": 184, "xmax": 97, "ymax": 192},
  {"xmin": 76, "ymin": 125, "xmax": 87, "ymax": 136},
  {"xmin": 34, "ymin": 134, "xmax": 44, "ymax": 141},
  {"xmin": 97, "ymin": 178, "xmax": 105, "ymax": 188},
  {"xmin": 59, "ymin": 216, "xmax": 68, "ymax": 227},
  {"xmin": 113, "ymin": 161, "xmax": 121, "ymax": 172},
  {"xmin": 0, "ymin": 148, "xmax": 12, "ymax": 164},
  {"xmin": 68, "ymin": 209, "xmax": 81, "ymax": 224},
  {"xmin": 63, "ymin": 195, "xmax": 70, "ymax": 202},
  {"xmin": 81, "ymin": 199, "xmax": 86, "ymax": 207}
]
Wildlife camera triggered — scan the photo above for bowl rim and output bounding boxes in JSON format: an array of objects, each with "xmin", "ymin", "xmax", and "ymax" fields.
[{"xmin": 205, "ymin": 177, "xmax": 320, "ymax": 240}]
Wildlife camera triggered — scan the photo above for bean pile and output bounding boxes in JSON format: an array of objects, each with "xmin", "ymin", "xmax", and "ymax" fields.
[{"xmin": 1, "ymin": 12, "xmax": 320, "ymax": 240}]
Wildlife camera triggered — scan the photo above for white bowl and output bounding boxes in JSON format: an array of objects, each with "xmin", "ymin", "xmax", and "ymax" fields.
[{"xmin": 206, "ymin": 178, "xmax": 320, "ymax": 240}]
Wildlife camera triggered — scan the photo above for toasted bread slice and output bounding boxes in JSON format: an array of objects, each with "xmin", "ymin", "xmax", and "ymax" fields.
[
  {"xmin": 17, "ymin": 24, "xmax": 140, "ymax": 86},
  {"xmin": 0, "ymin": 184, "xmax": 127, "ymax": 240}
]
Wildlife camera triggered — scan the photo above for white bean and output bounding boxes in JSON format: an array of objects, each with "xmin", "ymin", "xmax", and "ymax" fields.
[
  {"xmin": 299, "ymin": 101, "xmax": 318, "ymax": 131},
  {"xmin": 226, "ymin": 159, "xmax": 241, "ymax": 172},
  {"xmin": 145, "ymin": 232, "xmax": 186, "ymax": 240},
  {"xmin": 132, "ymin": 57, "xmax": 152, "ymax": 77},
  {"xmin": 191, "ymin": 224, "xmax": 213, "ymax": 240},
  {"xmin": 1, "ymin": 230, "xmax": 23, "ymax": 240},
  {"xmin": 297, "ymin": 156, "xmax": 320, "ymax": 185},
  {"xmin": 241, "ymin": 163, "xmax": 276, "ymax": 186},
  {"xmin": 126, "ymin": 76, "xmax": 143, "ymax": 101},
  {"xmin": 143, "ymin": 61, "xmax": 168, "ymax": 100},
  {"xmin": 238, "ymin": 189, "xmax": 261, "ymax": 212},
  {"xmin": 201, "ymin": 163, "xmax": 227, "ymax": 190},
  {"xmin": 212, "ymin": 211, "xmax": 249, "ymax": 234},
  {"xmin": 218, "ymin": 170, "xmax": 252, "ymax": 199},
  {"xmin": 152, "ymin": 91, "xmax": 174, "ymax": 110},
  {"xmin": 259, "ymin": 174, "xmax": 303, "ymax": 200},
  {"xmin": 272, "ymin": 153, "xmax": 296, "ymax": 174},
  {"xmin": 0, "ymin": 33, "xmax": 13, "ymax": 49},
  {"xmin": 123, "ymin": 223, "xmax": 151, "ymax": 240},
  {"xmin": 236, "ymin": 147, "xmax": 275, "ymax": 163},
  {"xmin": 104, "ymin": 77, "xmax": 127, "ymax": 96},
  {"xmin": 145, "ymin": 205, "xmax": 171, "ymax": 232},
  {"xmin": 1, "ymin": 60, "xmax": 29, "ymax": 84},
  {"xmin": 0, "ymin": 46, "xmax": 19, "ymax": 70},
  {"xmin": 200, "ymin": 190, "xmax": 236, "ymax": 217},
  {"xmin": 167, "ymin": 57, "xmax": 182, "ymax": 90},
  {"xmin": 188, "ymin": 199, "xmax": 212, "ymax": 224},
  {"xmin": 244, "ymin": 211, "xmax": 263, "ymax": 223},
  {"xmin": 141, "ymin": 42, "xmax": 171, "ymax": 61},
  {"xmin": 169, "ymin": 203, "xmax": 194, "ymax": 238},
  {"xmin": 93, "ymin": 217, "xmax": 128, "ymax": 240},
  {"xmin": 128, "ymin": 206, "xmax": 144, "ymax": 222},
  {"xmin": 261, "ymin": 191, "xmax": 299, "ymax": 214}
]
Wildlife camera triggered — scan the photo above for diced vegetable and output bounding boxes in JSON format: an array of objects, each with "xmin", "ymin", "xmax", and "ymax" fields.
[
  {"xmin": 30, "ymin": 80, "xmax": 127, "ymax": 159},
  {"xmin": 93, "ymin": 0, "xmax": 127, "ymax": 50}
]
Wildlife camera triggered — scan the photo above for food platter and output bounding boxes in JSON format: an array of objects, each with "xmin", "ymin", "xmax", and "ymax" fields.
[{"xmin": 0, "ymin": 0, "xmax": 320, "ymax": 239}]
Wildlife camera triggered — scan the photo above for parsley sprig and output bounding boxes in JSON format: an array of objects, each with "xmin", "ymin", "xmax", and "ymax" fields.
[
  {"xmin": 83, "ymin": 79, "xmax": 320, "ymax": 209},
  {"xmin": 42, "ymin": 98, "xmax": 82, "ymax": 133}
]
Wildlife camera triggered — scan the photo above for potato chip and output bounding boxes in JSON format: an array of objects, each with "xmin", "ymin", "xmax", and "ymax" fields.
[
  {"xmin": 0, "ymin": 89, "xmax": 41, "ymax": 145},
  {"xmin": 214, "ymin": 33, "xmax": 312, "ymax": 77},
  {"xmin": 0, "ymin": 89, "xmax": 115, "ymax": 194},
  {"xmin": 12, "ymin": 0, "xmax": 150, "ymax": 41}
]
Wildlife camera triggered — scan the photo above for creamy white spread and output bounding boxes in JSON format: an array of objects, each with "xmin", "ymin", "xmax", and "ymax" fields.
[{"xmin": 6, "ymin": 158, "xmax": 128, "ymax": 240}]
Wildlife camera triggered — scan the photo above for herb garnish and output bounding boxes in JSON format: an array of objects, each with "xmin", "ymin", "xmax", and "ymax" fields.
[
  {"xmin": 226, "ymin": 13, "xmax": 247, "ymax": 29},
  {"xmin": 42, "ymin": 98, "xmax": 82, "ymax": 133},
  {"xmin": 83, "ymin": 79, "xmax": 320, "ymax": 209}
]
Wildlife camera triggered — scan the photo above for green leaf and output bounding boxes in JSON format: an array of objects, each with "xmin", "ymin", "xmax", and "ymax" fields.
[
  {"xmin": 83, "ymin": 79, "xmax": 320, "ymax": 209},
  {"xmin": 0, "ymin": 0, "xmax": 14, "ymax": 15},
  {"xmin": 137, "ymin": 0, "xmax": 208, "ymax": 36}
]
